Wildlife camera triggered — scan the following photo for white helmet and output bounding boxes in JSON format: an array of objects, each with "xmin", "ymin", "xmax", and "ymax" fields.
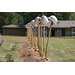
[
  {"xmin": 41, "ymin": 15, "xmax": 49, "ymax": 25},
  {"xmin": 25, "ymin": 24, "xmax": 30, "ymax": 29},
  {"xmin": 29, "ymin": 22, "xmax": 34, "ymax": 28},
  {"xmin": 31, "ymin": 20, "xmax": 35, "ymax": 26},
  {"xmin": 49, "ymin": 15, "xmax": 57, "ymax": 24},
  {"xmin": 26, "ymin": 22, "xmax": 31, "ymax": 28},
  {"xmin": 31, "ymin": 20, "xmax": 38, "ymax": 27},
  {"xmin": 34, "ymin": 17, "xmax": 41, "ymax": 25},
  {"xmin": 34, "ymin": 24, "xmax": 38, "ymax": 27},
  {"xmin": 25, "ymin": 24, "xmax": 27, "ymax": 28},
  {"xmin": 26, "ymin": 27, "xmax": 30, "ymax": 29}
]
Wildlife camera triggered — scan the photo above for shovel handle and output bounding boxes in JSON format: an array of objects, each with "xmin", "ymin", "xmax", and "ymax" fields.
[
  {"xmin": 43, "ymin": 24, "xmax": 45, "ymax": 55},
  {"xmin": 45, "ymin": 21, "xmax": 52, "ymax": 59}
]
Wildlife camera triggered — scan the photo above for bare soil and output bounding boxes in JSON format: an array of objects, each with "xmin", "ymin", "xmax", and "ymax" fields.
[{"xmin": 18, "ymin": 40, "xmax": 51, "ymax": 62}]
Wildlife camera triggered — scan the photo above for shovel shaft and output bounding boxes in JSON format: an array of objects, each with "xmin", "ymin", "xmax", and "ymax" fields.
[
  {"xmin": 31, "ymin": 28, "xmax": 33, "ymax": 47},
  {"xmin": 38, "ymin": 24, "xmax": 43, "ymax": 57},
  {"xmin": 43, "ymin": 24, "xmax": 45, "ymax": 55},
  {"xmin": 45, "ymin": 21, "xmax": 52, "ymax": 58},
  {"xmin": 41, "ymin": 25, "xmax": 42, "ymax": 52},
  {"xmin": 38, "ymin": 25, "xmax": 40, "ymax": 49}
]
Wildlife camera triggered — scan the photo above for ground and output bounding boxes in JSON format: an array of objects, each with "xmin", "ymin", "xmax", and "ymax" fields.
[
  {"xmin": 19, "ymin": 40, "xmax": 50, "ymax": 62},
  {"xmin": 0, "ymin": 35, "xmax": 75, "ymax": 62}
]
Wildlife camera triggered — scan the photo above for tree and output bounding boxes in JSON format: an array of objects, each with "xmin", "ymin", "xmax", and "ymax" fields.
[
  {"xmin": 61, "ymin": 12, "xmax": 72, "ymax": 20},
  {"xmin": 0, "ymin": 12, "xmax": 23, "ymax": 28},
  {"xmin": 0, "ymin": 12, "xmax": 75, "ymax": 28},
  {"xmin": 18, "ymin": 12, "xmax": 73, "ymax": 25},
  {"xmin": 69, "ymin": 12, "xmax": 75, "ymax": 20}
]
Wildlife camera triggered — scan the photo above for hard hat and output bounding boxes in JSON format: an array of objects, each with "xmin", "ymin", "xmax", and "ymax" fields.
[
  {"xmin": 28, "ymin": 22, "xmax": 31, "ymax": 26},
  {"xmin": 31, "ymin": 20, "xmax": 38, "ymax": 27},
  {"xmin": 25, "ymin": 25, "xmax": 29, "ymax": 28},
  {"xmin": 41, "ymin": 15, "xmax": 49, "ymax": 25},
  {"xmin": 34, "ymin": 17, "xmax": 41, "ymax": 25},
  {"xmin": 26, "ymin": 27, "xmax": 30, "ymax": 29},
  {"xmin": 34, "ymin": 24, "xmax": 38, "ymax": 27},
  {"xmin": 28, "ymin": 22, "xmax": 34, "ymax": 28},
  {"xmin": 31, "ymin": 20, "xmax": 35, "ymax": 26},
  {"xmin": 25, "ymin": 22, "xmax": 31, "ymax": 28},
  {"xmin": 25, "ymin": 24, "xmax": 28, "ymax": 28},
  {"xmin": 49, "ymin": 15, "xmax": 57, "ymax": 24},
  {"xmin": 25, "ymin": 24, "xmax": 27, "ymax": 28},
  {"xmin": 25, "ymin": 24, "xmax": 30, "ymax": 29}
]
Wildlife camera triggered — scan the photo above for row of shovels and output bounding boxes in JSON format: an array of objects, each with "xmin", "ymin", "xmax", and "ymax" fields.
[{"xmin": 25, "ymin": 15, "xmax": 57, "ymax": 60}]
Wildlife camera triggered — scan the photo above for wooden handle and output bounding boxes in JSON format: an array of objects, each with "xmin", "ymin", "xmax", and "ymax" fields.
[
  {"xmin": 29, "ymin": 28, "xmax": 31, "ymax": 41},
  {"xmin": 41, "ymin": 25, "xmax": 42, "ymax": 52},
  {"xmin": 27, "ymin": 29, "xmax": 28, "ymax": 38},
  {"xmin": 38, "ymin": 24, "xmax": 43, "ymax": 57},
  {"xmin": 28, "ymin": 29, "xmax": 30, "ymax": 41},
  {"xmin": 43, "ymin": 24, "xmax": 45, "ymax": 55},
  {"xmin": 35, "ymin": 27, "xmax": 37, "ymax": 51},
  {"xmin": 33, "ymin": 28, "xmax": 35, "ymax": 49},
  {"xmin": 45, "ymin": 21, "xmax": 52, "ymax": 59},
  {"xmin": 31, "ymin": 28, "xmax": 33, "ymax": 48},
  {"xmin": 38, "ymin": 25, "xmax": 39, "ymax": 49}
]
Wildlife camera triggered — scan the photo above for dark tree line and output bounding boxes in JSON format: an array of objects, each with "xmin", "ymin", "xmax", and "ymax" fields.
[
  {"xmin": 0, "ymin": 12, "xmax": 23, "ymax": 28},
  {"xmin": 0, "ymin": 12, "xmax": 75, "ymax": 28},
  {"xmin": 16, "ymin": 12, "xmax": 75, "ymax": 24}
]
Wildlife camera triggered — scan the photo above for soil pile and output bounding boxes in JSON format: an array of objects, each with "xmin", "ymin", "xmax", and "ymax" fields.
[{"xmin": 18, "ymin": 40, "xmax": 51, "ymax": 62}]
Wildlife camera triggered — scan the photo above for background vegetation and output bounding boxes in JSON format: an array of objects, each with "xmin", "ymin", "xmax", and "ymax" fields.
[{"xmin": 0, "ymin": 12, "xmax": 75, "ymax": 28}]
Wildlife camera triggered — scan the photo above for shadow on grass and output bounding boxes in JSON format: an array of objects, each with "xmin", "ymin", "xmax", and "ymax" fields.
[
  {"xmin": 5, "ymin": 53, "xmax": 14, "ymax": 62},
  {"xmin": 0, "ymin": 60, "xmax": 3, "ymax": 62},
  {"xmin": 5, "ymin": 42, "xmax": 19, "ymax": 62}
]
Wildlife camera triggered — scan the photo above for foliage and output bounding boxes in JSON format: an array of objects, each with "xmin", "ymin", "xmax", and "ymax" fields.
[
  {"xmin": 0, "ymin": 12, "xmax": 75, "ymax": 28},
  {"xmin": 17, "ymin": 12, "xmax": 74, "ymax": 25},
  {"xmin": 0, "ymin": 12, "xmax": 23, "ymax": 28}
]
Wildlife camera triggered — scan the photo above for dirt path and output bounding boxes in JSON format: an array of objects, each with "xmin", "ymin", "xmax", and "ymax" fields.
[{"xmin": 18, "ymin": 40, "xmax": 51, "ymax": 62}]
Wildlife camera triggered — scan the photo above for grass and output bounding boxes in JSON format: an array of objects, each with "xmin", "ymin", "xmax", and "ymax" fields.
[
  {"xmin": 0, "ymin": 35, "xmax": 75, "ymax": 62},
  {"xmin": 0, "ymin": 35, "xmax": 27, "ymax": 62},
  {"xmin": 47, "ymin": 37, "xmax": 75, "ymax": 62}
]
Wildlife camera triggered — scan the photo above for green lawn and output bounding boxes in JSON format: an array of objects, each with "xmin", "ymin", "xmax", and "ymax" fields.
[
  {"xmin": 0, "ymin": 35, "xmax": 75, "ymax": 62},
  {"xmin": 47, "ymin": 37, "xmax": 75, "ymax": 62},
  {"xmin": 0, "ymin": 35, "xmax": 27, "ymax": 62}
]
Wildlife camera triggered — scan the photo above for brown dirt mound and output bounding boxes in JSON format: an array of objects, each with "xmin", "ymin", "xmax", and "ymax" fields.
[{"xmin": 18, "ymin": 40, "xmax": 51, "ymax": 62}]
